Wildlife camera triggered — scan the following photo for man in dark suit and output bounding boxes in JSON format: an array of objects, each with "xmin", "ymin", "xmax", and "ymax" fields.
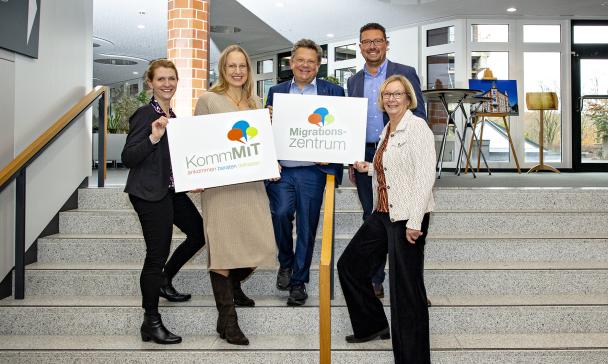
[
  {"xmin": 266, "ymin": 39, "xmax": 345, "ymax": 306},
  {"xmin": 347, "ymin": 23, "xmax": 427, "ymax": 298}
]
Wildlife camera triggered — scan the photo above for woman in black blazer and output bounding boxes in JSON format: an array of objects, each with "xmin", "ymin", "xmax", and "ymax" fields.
[{"xmin": 122, "ymin": 59, "xmax": 205, "ymax": 344}]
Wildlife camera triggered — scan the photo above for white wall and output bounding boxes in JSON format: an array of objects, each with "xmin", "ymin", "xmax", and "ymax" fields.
[
  {"xmin": 0, "ymin": 49, "xmax": 16, "ymax": 283},
  {"xmin": 1, "ymin": 0, "xmax": 93, "ymax": 282},
  {"xmin": 387, "ymin": 26, "xmax": 419, "ymax": 74}
]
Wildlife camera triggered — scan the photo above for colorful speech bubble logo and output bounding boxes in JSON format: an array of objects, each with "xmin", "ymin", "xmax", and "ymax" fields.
[
  {"xmin": 308, "ymin": 107, "xmax": 335, "ymax": 127},
  {"xmin": 227, "ymin": 120, "xmax": 258, "ymax": 144}
]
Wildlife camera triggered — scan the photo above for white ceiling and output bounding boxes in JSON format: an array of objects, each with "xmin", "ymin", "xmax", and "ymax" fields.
[{"xmin": 93, "ymin": 0, "xmax": 608, "ymax": 86}]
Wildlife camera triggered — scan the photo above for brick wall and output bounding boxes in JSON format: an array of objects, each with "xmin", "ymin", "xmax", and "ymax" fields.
[{"xmin": 167, "ymin": 0, "xmax": 209, "ymax": 116}]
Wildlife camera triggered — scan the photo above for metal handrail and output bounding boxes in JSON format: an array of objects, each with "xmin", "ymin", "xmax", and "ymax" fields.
[
  {"xmin": 0, "ymin": 86, "xmax": 108, "ymax": 299},
  {"xmin": 319, "ymin": 174, "xmax": 336, "ymax": 364}
]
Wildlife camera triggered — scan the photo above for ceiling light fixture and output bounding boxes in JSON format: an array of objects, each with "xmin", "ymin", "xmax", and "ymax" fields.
[
  {"xmin": 137, "ymin": 24, "xmax": 145, "ymax": 29},
  {"xmin": 98, "ymin": 54, "xmax": 149, "ymax": 63},
  {"xmin": 133, "ymin": 71, "xmax": 139, "ymax": 75},
  {"xmin": 326, "ymin": 33, "xmax": 335, "ymax": 38},
  {"xmin": 275, "ymin": 2, "xmax": 284, "ymax": 7},
  {"xmin": 507, "ymin": 7, "xmax": 517, "ymax": 12}
]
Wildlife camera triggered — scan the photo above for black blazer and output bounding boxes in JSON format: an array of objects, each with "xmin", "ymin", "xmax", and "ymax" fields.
[
  {"xmin": 266, "ymin": 78, "xmax": 345, "ymax": 185},
  {"xmin": 122, "ymin": 104, "xmax": 172, "ymax": 201}
]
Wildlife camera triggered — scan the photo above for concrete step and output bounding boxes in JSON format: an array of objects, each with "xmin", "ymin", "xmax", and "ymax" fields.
[
  {"xmin": 58, "ymin": 209, "xmax": 608, "ymax": 236},
  {"xmin": 78, "ymin": 187, "xmax": 364, "ymax": 212},
  {"xmin": 37, "ymin": 234, "xmax": 608, "ymax": 264},
  {"xmin": 2, "ymin": 294, "xmax": 607, "ymax": 308},
  {"xmin": 21, "ymin": 263, "xmax": 608, "ymax": 296},
  {"xmin": 1, "ymin": 303, "xmax": 607, "ymax": 336},
  {"xmin": 78, "ymin": 187, "xmax": 608, "ymax": 212},
  {"xmin": 1, "ymin": 334, "xmax": 608, "ymax": 363}
]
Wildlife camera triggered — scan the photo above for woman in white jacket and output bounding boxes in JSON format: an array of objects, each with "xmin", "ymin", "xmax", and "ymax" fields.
[{"xmin": 338, "ymin": 74, "xmax": 435, "ymax": 364}]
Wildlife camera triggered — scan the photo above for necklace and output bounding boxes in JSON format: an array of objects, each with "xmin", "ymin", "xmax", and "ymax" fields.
[{"xmin": 225, "ymin": 90, "xmax": 244, "ymax": 107}]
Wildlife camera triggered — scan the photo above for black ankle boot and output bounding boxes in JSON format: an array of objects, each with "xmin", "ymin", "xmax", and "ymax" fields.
[
  {"xmin": 230, "ymin": 268, "xmax": 255, "ymax": 307},
  {"xmin": 159, "ymin": 272, "xmax": 192, "ymax": 302},
  {"xmin": 210, "ymin": 271, "xmax": 250, "ymax": 345},
  {"xmin": 140, "ymin": 313, "xmax": 182, "ymax": 344}
]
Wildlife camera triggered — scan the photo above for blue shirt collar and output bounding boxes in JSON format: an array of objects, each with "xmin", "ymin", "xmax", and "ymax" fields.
[
  {"xmin": 290, "ymin": 77, "xmax": 317, "ymax": 87},
  {"xmin": 363, "ymin": 59, "xmax": 388, "ymax": 78}
]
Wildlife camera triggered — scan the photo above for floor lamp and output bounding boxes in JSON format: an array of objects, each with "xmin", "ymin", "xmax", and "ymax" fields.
[{"xmin": 526, "ymin": 92, "xmax": 559, "ymax": 173}]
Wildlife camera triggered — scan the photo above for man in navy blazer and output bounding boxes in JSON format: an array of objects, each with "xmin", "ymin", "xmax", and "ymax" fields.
[
  {"xmin": 347, "ymin": 23, "xmax": 427, "ymax": 298},
  {"xmin": 266, "ymin": 39, "xmax": 345, "ymax": 306}
]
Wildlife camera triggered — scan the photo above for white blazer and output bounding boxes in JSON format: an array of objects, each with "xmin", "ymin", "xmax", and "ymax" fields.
[{"xmin": 368, "ymin": 109, "xmax": 436, "ymax": 230}]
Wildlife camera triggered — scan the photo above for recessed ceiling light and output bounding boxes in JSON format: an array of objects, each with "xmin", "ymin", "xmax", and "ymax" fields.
[
  {"xmin": 132, "ymin": 71, "xmax": 139, "ymax": 75},
  {"xmin": 507, "ymin": 7, "xmax": 517, "ymax": 12},
  {"xmin": 137, "ymin": 24, "xmax": 145, "ymax": 29},
  {"xmin": 275, "ymin": 2, "xmax": 284, "ymax": 7},
  {"xmin": 326, "ymin": 33, "xmax": 335, "ymax": 38}
]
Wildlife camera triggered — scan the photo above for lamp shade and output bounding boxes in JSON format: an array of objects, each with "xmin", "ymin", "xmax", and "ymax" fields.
[{"xmin": 526, "ymin": 92, "xmax": 558, "ymax": 110}]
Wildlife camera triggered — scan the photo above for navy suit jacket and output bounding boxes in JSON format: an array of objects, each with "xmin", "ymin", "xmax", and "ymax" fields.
[
  {"xmin": 347, "ymin": 60, "xmax": 427, "ymax": 123},
  {"xmin": 266, "ymin": 78, "xmax": 345, "ymax": 185}
]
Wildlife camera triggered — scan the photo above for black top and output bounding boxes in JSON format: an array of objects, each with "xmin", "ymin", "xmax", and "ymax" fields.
[{"xmin": 122, "ymin": 104, "xmax": 172, "ymax": 201}]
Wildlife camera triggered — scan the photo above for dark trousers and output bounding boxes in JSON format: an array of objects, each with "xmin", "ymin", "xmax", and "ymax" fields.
[
  {"xmin": 338, "ymin": 212, "xmax": 431, "ymax": 364},
  {"xmin": 129, "ymin": 191, "xmax": 205, "ymax": 312},
  {"xmin": 354, "ymin": 144, "xmax": 387, "ymax": 285},
  {"xmin": 266, "ymin": 166, "xmax": 326, "ymax": 285}
]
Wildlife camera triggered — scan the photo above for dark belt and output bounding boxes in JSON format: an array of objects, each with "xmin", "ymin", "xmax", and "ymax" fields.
[{"xmin": 366, "ymin": 142, "xmax": 378, "ymax": 149}]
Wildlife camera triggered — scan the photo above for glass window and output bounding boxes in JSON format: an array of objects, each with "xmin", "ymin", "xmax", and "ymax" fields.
[
  {"xmin": 278, "ymin": 55, "xmax": 291, "ymax": 73},
  {"xmin": 523, "ymin": 52, "xmax": 562, "ymax": 163},
  {"xmin": 573, "ymin": 26, "xmax": 608, "ymax": 44},
  {"xmin": 334, "ymin": 67, "xmax": 356, "ymax": 90},
  {"xmin": 257, "ymin": 59, "xmax": 273, "ymax": 74},
  {"xmin": 471, "ymin": 51, "xmax": 509, "ymax": 80},
  {"xmin": 334, "ymin": 44, "xmax": 357, "ymax": 61},
  {"xmin": 580, "ymin": 59, "xmax": 608, "ymax": 163},
  {"xmin": 257, "ymin": 79, "xmax": 274, "ymax": 106},
  {"xmin": 523, "ymin": 25, "xmax": 561, "ymax": 43},
  {"xmin": 426, "ymin": 53, "xmax": 455, "ymax": 89},
  {"xmin": 427, "ymin": 26, "xmax": 455, "ymax": 47},
  {"xmin": 471, "ymin": 24, "xmax": 509, "ymax": 42}
]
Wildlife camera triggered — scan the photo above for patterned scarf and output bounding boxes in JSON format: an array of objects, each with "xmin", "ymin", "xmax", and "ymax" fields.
[{"xmin": 149, "ymin": 96, "xmax": 176, "ymax": 188}]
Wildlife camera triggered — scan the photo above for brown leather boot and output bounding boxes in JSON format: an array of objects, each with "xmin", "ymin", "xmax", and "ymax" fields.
[
  {"xmin": 230, "ymin": 268, "xmax": 255, "ymax": 307},
  {"xmin": 209, "ymin": 271, "xmax": 249, "ymax": 345}
]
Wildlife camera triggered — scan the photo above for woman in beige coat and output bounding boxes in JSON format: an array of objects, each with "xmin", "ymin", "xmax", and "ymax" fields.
[{"xmin": 194, "ymin": 45, "xmax": 277, "ymax": 346}]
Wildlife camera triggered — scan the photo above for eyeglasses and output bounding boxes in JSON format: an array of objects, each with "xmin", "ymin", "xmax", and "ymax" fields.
[
  {"xmin": 226, "ymin": 64, "xmax": 248, "ymax": 72},
  {"xmin": 293, "ymin": 58, "xmax": 318, "ymax": 66},
  {"xmin": 381, "ymin": 91, "xmax": 407, "ymax": 100},
  {"xmin": 360, "ymin": 39, "xmax": 386, "ymax": 47}
]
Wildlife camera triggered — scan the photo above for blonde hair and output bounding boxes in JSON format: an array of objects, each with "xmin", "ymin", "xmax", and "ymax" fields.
[
  {"xmin": 209, "ymin": 45, "xmax": 257, "ymax": 109},
  {"xmin": 377, "ymin": 75, "xmax": 417, "ymax": 112}
]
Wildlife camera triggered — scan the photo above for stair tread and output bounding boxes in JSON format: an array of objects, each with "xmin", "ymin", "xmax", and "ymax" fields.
[
  {"xmin": 2, "ymin": 294, "xmax": 608, "ymax": 308},
  {"xmin": 1, "ymin": 333, "xmax": 607, "ymax": 351},
  {"xmin": 25, "ymin": 261, "xmax": 608, "ymax": 271}
]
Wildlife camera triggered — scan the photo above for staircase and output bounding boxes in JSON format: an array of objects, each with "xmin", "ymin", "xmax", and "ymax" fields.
[{"xmin": 1, "ymin": 186, "xmax": 608, "ymax": 363}]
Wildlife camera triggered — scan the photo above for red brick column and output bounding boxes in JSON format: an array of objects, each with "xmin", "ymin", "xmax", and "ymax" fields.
[{"xmin": 168, "ymin": 0, "xmax": 209, "ymax": 116}]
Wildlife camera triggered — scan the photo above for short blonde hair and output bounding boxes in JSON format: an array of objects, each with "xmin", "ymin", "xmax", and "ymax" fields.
[{"xmin": 377, "ymin": 75, "xmax": 417, "ymax": 112}]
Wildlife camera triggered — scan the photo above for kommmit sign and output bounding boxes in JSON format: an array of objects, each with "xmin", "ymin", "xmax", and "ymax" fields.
[
  {"xmin": 166, "ymin": 109, "xmax": 280, "ymax": 192},
  {"xmin": 272, "ymin": 94, "xmax": 367, "ymax": 164}
]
